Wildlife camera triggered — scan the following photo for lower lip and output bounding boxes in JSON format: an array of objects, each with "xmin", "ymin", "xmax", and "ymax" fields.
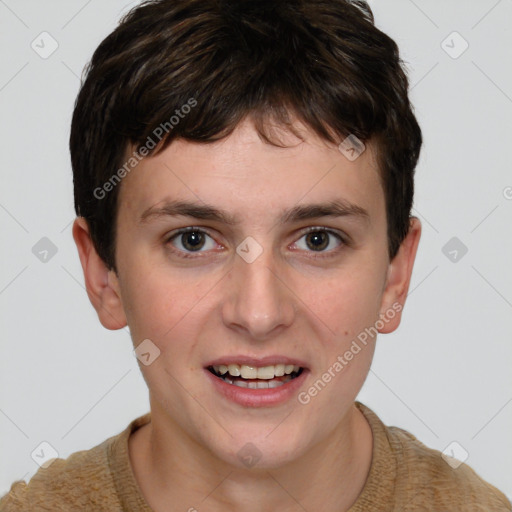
[{"xmin": 204, "ymin": 368, "xmax": 309, "ymax": 407}]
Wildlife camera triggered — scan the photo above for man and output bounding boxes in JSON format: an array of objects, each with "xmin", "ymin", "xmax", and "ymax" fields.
[{"xmin": 1, "ymin": 0, "xmax": 509, "ymax": 510}]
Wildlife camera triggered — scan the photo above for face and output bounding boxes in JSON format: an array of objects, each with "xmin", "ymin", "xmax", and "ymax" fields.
[{"xmin": 76, "ymin": 118, "xmax": 420, "ymax": 470}]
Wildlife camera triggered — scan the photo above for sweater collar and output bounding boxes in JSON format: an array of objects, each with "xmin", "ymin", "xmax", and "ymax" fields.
[{"xmin": 107, "ymin": 402, "xmax": 394, "ymax": 512}]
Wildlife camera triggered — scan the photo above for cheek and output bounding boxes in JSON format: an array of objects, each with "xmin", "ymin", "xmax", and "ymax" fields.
[
  {"xmin": 299, "ymin": 273, "xmax": 381, "ymax": 402},
  {"xmin": 119, "ymin": 264, "xmax": 223, "ymax": 371},
  {"xmin": 118, "ymin": 266, "xmax": 198, "ymax": 343},
  {"xmin": 296, "ymin": 265, "xmax": 384, "ymax": 342}
]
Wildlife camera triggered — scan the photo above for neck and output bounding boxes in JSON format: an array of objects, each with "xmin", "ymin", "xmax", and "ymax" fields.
[{"xmin": 129, "ymin": 401, "xmax": 373, "ymax": 512}]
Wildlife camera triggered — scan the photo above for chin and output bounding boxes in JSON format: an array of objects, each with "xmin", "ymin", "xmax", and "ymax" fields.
[{"xmin": 210, "ymin": 425, "xmax": 309, "ymax": 471}]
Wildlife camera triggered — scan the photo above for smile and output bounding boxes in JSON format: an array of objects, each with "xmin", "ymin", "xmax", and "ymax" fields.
[
  {"xmin": 208, "ymin": 364, "xmax": 304, "ymax": 388},
  {"xmin": 204, "ymin": 361, "xmax": 309, "ymax": 407}
]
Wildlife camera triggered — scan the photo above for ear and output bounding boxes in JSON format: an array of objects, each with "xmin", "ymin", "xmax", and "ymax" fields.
[
  {"xmin": 72, "ymin": 217, "xmax": 127, "ymax": 330},
  {"xmin": 377, "ymin": 217, "xmax": 421, "ymax": 334}
]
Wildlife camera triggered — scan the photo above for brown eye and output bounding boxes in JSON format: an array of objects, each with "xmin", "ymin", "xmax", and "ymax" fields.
[
  {"xmin": 305, "ymin": 231, "xmax": 329, "ymax": 251},
  {"xmin": 168, "ymin": 228, "xmax": 217, "ymax": 254},
  {"xmin": 293, "ymin": 228, "xmax": 343, "ymax": 254},
  {"xmin": 180, "ymin": 231, "xmax": 205, "ymax": 251}
]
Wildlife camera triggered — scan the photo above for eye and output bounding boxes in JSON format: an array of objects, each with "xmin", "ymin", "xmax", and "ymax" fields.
[
  {"xmin": 167, "ymin": 228, "xmax": 218, "ymax": 254},
  {"xmin": 292, "ymin": 228, "xmax": 344, "ymax": 253},
  {"xmin": 165, "ymin": 226, "xmax": 346, "ymax": 259}
]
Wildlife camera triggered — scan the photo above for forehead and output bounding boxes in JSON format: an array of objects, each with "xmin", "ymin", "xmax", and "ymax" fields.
[{"xmin": 117, "ymin": 119, "xmax": 384, "ymax": 224}]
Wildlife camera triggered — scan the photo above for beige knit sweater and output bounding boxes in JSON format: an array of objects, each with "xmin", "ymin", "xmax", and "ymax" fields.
[{"xmin": 1, "ymin": 402, "xmax": 510, "ymax": 511}]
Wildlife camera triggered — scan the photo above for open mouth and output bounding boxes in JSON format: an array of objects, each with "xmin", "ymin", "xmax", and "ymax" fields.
[{"xmin": 207, "ymin": 364, "xmax": 305, "ymax": 389}]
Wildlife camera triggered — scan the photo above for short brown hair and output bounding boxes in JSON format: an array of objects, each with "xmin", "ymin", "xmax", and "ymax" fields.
[{"xmin": 70, "ymin": 0, "xmax": 422, "ymax": 272}]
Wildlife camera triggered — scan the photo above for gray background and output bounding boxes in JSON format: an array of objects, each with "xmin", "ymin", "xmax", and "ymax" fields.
[{"xmin": 1, "ymin": 0, "xmax": 511, "ymax": 500}]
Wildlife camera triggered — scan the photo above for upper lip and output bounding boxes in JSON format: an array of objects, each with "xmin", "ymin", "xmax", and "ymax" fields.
[{"xmin": 205, "ymin": 355, "xmax": 309, "ymax": 369}]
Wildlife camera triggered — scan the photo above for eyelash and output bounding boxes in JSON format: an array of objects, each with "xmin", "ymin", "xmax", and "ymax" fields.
[{"xmin": 165, "ymin": 226, "xmax": 348, "ymax": 260}]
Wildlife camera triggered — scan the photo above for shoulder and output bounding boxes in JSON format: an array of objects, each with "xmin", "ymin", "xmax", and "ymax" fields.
[
  {"xmin": 387, "ymin": 423, "xmax": 511, "ymax": 511},
  {"xmin": 0, "ymin": 436, "xmax": 117, "ymax": 511},
  {"xmin": 356, "ymin": 402, "xmax": 511, "ymax": 511}
]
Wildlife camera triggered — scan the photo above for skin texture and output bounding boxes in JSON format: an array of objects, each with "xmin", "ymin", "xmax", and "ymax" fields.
[{"xmin": 73, "ymin": 118, "xmax": 421, "ymax": 512}]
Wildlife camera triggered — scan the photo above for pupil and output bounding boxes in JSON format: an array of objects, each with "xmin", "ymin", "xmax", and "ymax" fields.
[
  {"xmin": 182, "ymin": 231, "xmax": 204, "ymax": 251},
  {"xmin": 306, "ymin": 231, "xmax": 328, "ymax": 251}
]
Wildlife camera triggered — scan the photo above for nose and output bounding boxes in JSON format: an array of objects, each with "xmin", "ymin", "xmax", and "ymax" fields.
[{"xmin": 221, "ymin": 250, "xmax": 297, "ymax": 340}]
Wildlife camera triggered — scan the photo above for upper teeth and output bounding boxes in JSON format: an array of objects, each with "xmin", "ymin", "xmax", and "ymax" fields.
[{"xmin": 213, "ymin": 364, "xmax": 301, "ymax": 380}]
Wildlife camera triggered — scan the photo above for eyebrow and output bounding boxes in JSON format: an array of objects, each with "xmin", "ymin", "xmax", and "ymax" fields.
[{"xmin": 138, "ymin": 198, "xmax": 370, "ymax": 225}]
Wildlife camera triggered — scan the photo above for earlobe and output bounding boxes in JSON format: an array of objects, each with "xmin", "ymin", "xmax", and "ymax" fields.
[
  {"xmin": 378, "ymin": 217, "xmax": 422, "ymax": 334},
  {"xmin": 72, "ymin": 217, "xmax": 127, "ymax": 330}
]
